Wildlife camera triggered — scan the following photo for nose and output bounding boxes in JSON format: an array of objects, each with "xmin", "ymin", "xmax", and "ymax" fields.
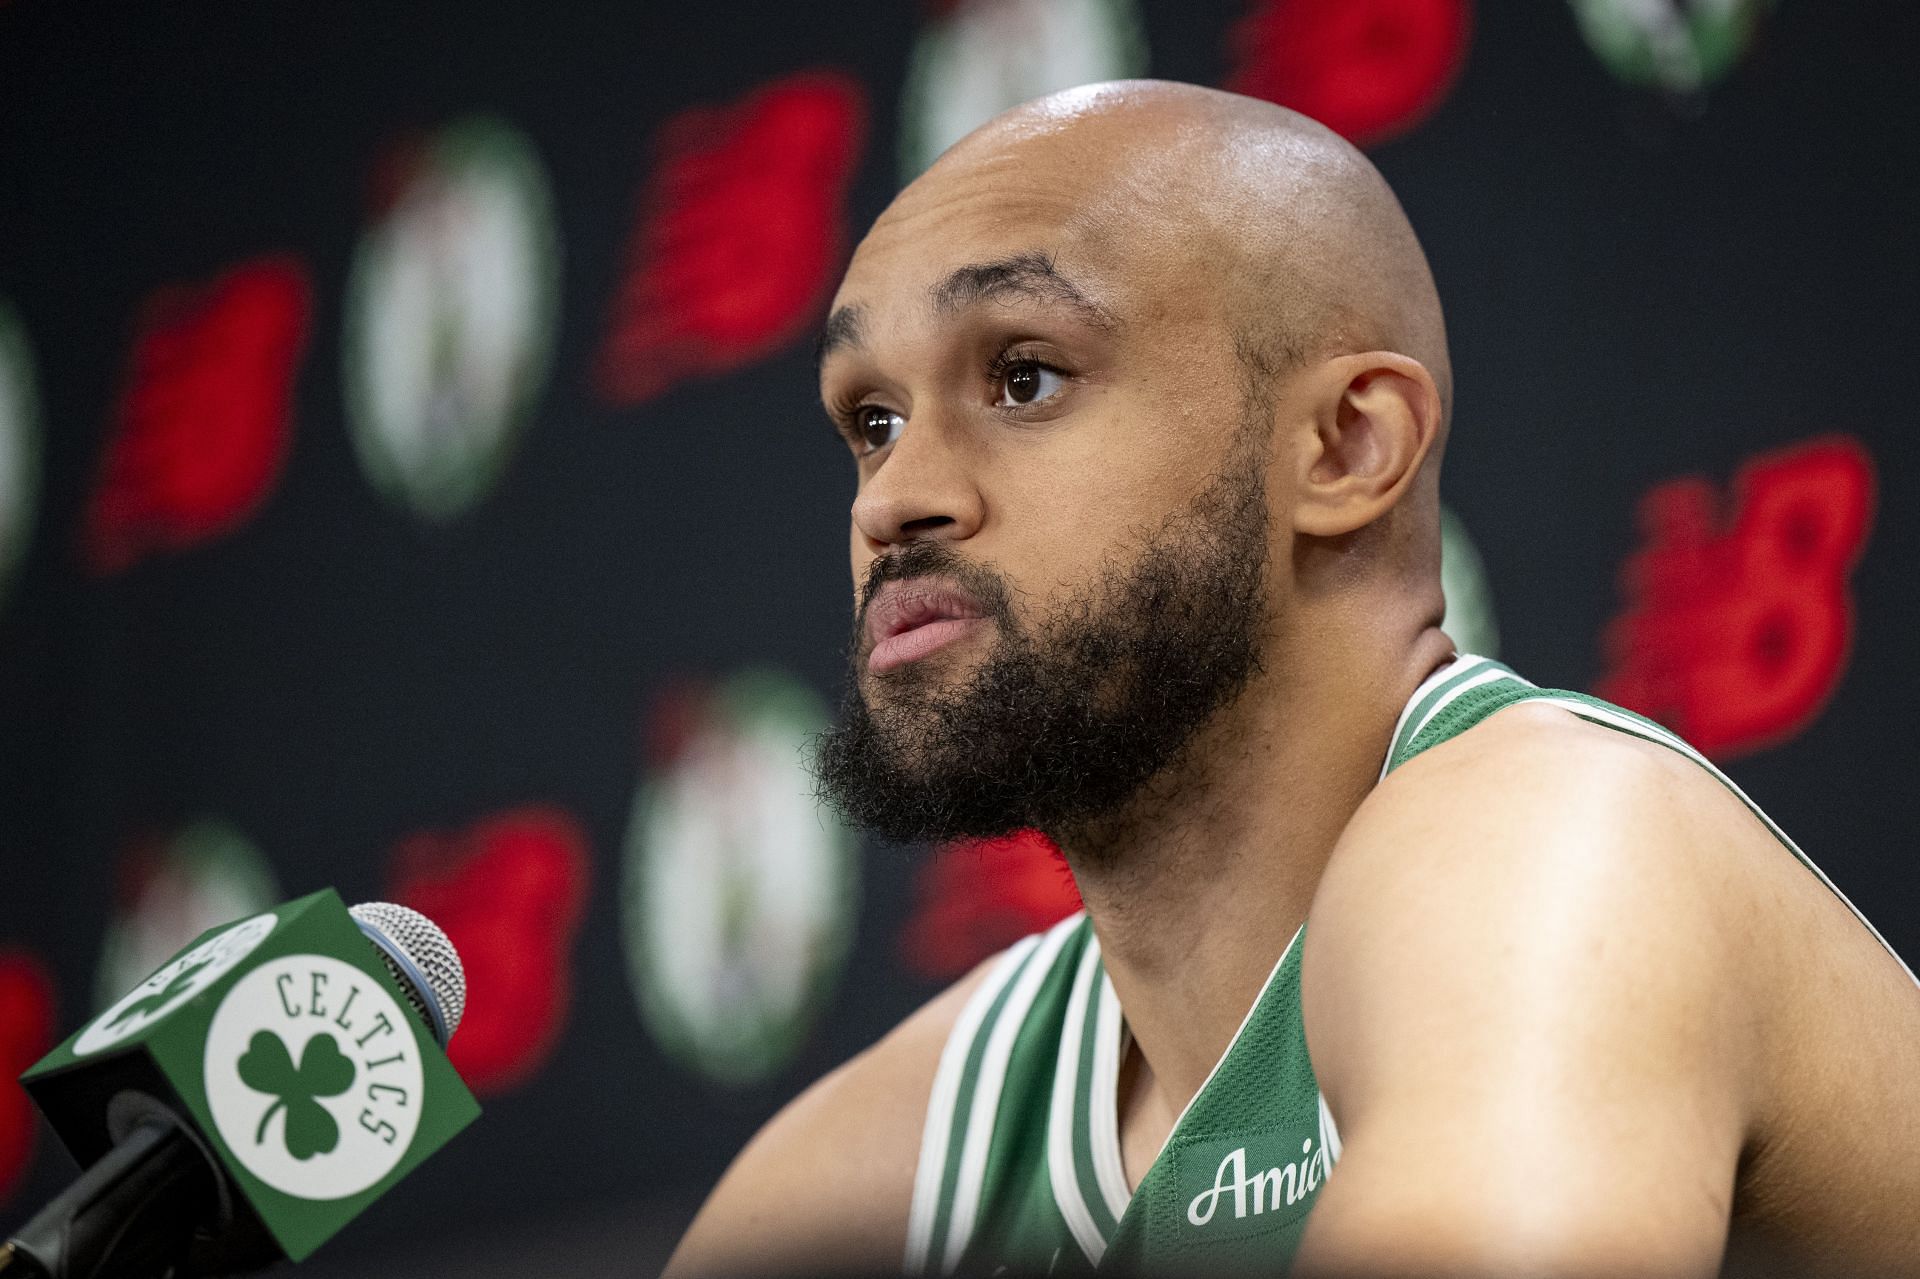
[{"xmin": 850, "ymin": 415, "xmax": 985, "ymax": 553}]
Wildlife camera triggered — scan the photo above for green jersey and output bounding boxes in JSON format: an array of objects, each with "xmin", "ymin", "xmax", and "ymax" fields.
[{"xmin": 903, "ymin": 654, "xmax": 1916, "ymax": 1277}]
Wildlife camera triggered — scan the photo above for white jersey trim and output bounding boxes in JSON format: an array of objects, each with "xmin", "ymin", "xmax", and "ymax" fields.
[
  {"xmin": 1380, "ymin": 654, "xmax": 1473, "ymax": 780},
  {"xmin": 1317, "ymin": 1090, "xmax": 1343, "ymax": 1165},
  {"xmin": 1047, "ymin": 936, "xmax": 1109, "ymax": 1266},
  {"xmin": 904, "ymin": 931, "xmax": 1041, "ymax": 1276},
  {"xmin": 1404, "ymin": 663, "xmax": 1524, "ymax": 745},
  {"xmin": 1152, "ymin": 923, "xmax": 1306, "ymax": 1164},
  {"xmin": 1088, "ymin": 975, "xmax": 1131, "ymax": 1226},
  {"xmin": 942, "ymin": 913, "xmax": 1082, "ymax": 1274}
]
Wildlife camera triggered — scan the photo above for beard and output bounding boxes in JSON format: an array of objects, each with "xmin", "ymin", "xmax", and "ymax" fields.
[{"xmin": 812, "ymin": 418, "xmax": 1273, "ymax": 851}]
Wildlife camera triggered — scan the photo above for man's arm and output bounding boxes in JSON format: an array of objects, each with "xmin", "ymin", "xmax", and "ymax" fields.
[
  {"xmin": 664, "ymin": 960, "xmax": 996, "ymax": 1278},
  {"xmin": 1295, "ymin": 703, "xmax": 1772, "ymax": 1277}
]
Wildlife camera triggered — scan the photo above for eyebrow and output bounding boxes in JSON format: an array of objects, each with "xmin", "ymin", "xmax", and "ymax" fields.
[
  {"xmin": 816, "ymin": 250, "xmax": 1118, "ymax": 368},
  {"xmin": 814, "ymin": 304, "xmax": 866, "ymax": 367},
  {"xmin": 929, "ymin": 251, "xmax": 1119, "ymax": 330}
]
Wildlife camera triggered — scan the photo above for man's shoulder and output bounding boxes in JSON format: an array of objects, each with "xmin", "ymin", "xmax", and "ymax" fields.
[
  {"xmin": 1295, "ymin": 692, "xmax": 1920, "ymax": 1273},
  {"xmin": 1335, "ymin": 694, "xmax": 1753, "ymax": 904},
  {"xmin": 1389, "ymin": 690, "xmax": 1711, "ymax": 794},
  {"xmin": 1302, "ymin": 693, "xmax": 1782, "ymax": 1106},
  {"xmin": 663, "ymin": 956, "xmax": 999, "ymax": 1278},
  {"xmin": 1286, "ymin": 698, "xmax": 1778, "ymax": 1270},
  {"xmin": 1314, "ymin": 693, "xmax": 1791, "ymax": 958}
]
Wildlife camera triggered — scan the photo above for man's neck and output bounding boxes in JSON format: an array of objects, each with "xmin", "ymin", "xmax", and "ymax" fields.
[{"xmin": 1057, "ymin": 624, "xmax": 1454, "ymax": 1136}]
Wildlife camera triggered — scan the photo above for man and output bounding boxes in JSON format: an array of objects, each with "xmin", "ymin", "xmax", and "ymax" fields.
[{"xmin": 667, "ymin": 81, "xmax": 1920, "ymax": 1277}]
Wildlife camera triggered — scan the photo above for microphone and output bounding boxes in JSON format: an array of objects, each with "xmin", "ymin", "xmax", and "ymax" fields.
[{"xmin": 2, "ymin": 891, "xmax": 481, "ymax": 1278}]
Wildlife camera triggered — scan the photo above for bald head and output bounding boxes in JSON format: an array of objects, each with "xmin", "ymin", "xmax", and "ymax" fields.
[
  {"xmin": 824, "ymin": 76, "xmax": 1453, "ymax": 672},
  {"xmin": 910, "ymin": 80, "xmax": 1451, "ymax": 425}
]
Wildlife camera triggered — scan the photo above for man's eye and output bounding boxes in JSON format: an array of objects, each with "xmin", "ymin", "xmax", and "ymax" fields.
[
  {"xmin": 994, "ymin": 362, "xmax": 1067, "ymax": 408},
  {"xmin": 855, "ymin": 406, "xmax": 905, "ymax": 453}
]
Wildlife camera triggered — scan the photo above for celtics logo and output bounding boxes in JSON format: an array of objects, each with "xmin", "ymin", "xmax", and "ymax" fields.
[
  {"xmin": 0, "ymin": 302, "xmax": 40, "ymax": 614},
  {"xmin": 95, "ymin": 818, "xmax": 281, "ymax": 1015},
  {"xmin": 1569, "ymin": 0, "xmax": 1774, "ymax": 94},
  {"xmin": 343, "ymin": 116, "xmax": 560, "ymax": 522},
  {"xmin": 899, "ymin": 0, "xmax": 1148, "ymax": 181},
  {"xmin": 203, "ymin": 955, "xmax": 423, "ymax": 1200},
  {"xmin": 74, "ymin": 913, "xmax": 277, "ymax": 1057},
  {"xmin": 237, "ymin": 1028, "xmax": 355, "ymax": 1161},
  {"xmin": 624, "ymin": 671, "xmax": 857, "ymax": 1086}
]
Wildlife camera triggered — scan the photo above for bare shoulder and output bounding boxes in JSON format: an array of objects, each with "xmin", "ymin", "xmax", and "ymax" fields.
[
  {"xmin": 1310, "ymin": 697, "xmax": 1773, "ymax": 966},
  {"xmin": 1296, "ymin": 698, "xmax": 1920, "ymax": 1273},
  {"xmin": 1295, "ymin": 700, "xmax": 1773, "ymax": 1270},
  {"xmin": 1309, "ymin": 696, "xmax": 1903, "ymax": 1001},
  {"xmin": 663, "ymin": 957, "xmax": 998, "ymax": 1278}
]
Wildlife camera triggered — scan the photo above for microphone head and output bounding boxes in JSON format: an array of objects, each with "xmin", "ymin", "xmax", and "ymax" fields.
[{"xmin": 349, "ymin": 902, "xmax": 466, "ymax": 1048}]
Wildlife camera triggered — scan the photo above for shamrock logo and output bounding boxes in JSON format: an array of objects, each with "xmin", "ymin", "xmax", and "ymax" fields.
[
  {"xmin": 237, "ymin": 1029, "xmax": 355, "ymax": 1160},
  {"xmin": 107, "ymin": 956, "xmax": 214, "ymax": 1029}
]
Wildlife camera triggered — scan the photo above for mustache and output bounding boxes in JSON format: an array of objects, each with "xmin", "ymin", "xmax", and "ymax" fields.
[{"xmin": 853, "ymin": 542, "xmax": 1015, "ymax": 638}]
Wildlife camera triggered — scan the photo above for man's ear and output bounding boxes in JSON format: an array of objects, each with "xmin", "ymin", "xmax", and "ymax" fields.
[{"xmin": 1289, "ymin": 352, "xmax": 1442, "ymax": 539}]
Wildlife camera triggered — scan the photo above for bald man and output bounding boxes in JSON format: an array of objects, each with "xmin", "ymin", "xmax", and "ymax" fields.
[{"xmin": 666, "ymin": 82, "xmax": 1920, "ymax": 1278}]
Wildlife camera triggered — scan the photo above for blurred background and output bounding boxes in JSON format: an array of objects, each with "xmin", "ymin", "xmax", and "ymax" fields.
[{"xmin": 1, "ymin": 0, "xmax": 1916, "ymax": 1272}]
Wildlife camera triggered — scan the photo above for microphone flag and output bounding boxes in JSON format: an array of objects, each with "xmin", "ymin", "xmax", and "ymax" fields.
[{"xmin": 17, "ymin": 888, "xmax": 480, "ymax": 1263}]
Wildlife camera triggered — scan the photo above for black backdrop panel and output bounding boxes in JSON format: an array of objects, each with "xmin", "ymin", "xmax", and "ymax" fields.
[{"xmin": 1, "ymin": 1, "xmax": 1915, "ymax": 1272}]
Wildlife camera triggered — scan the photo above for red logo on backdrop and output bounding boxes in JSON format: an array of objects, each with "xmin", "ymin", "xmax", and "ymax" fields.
[
  {"xmin": 82, "ymin": 257, "xmax": 310, "ymax": 574},
  {"xmin": 1226, "ymin": 0, "xmax": 1471, "ymax": 148},
  {"xmin": 900, "ymin": 829, "xmax": 1081, "ymax": 981},
  {"xmin": 1598, "ymin": 437, "xmax": 1876, "ymax": 760},
  {"xmin": 389, "ymin": 807, "xmax": 590, "ymax": 1096},
  {"xmin": 596, "ymin": 72, "xmax": 867, "ymax": 404},
  {"xmin": 0, "ymin": 949, "xmax": 56, "ymax": 1206}
]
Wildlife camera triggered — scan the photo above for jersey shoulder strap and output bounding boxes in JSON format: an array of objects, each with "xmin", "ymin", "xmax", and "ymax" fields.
[
  {"xmin": 1381, "ymin": 654, "xmax": 1918, "ymax": 987},
  {"xmin": 904, "ymin": 911, "xmax": 1091, "ymax": 1276}
]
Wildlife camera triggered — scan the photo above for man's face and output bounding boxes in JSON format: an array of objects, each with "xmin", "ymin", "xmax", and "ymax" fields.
[{"xmin": 811, "ymin": 139, "xmax": 1282, "ymax": 845}]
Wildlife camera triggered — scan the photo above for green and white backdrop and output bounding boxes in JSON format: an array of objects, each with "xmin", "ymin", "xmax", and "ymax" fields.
[{"xmin": 0, "ymin": 1, "xmax": 1914, "ymax": 1273}]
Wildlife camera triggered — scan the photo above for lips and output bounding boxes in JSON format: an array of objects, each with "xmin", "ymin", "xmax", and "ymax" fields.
[{"xmin": 865, "ymin": 579, "xmax": 990, "ymax": 675}]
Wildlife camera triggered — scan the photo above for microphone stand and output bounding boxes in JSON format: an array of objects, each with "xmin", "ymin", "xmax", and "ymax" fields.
[{"xmin": 1, "ymin": 1117, "xmax": 216, "ymax": 1279}]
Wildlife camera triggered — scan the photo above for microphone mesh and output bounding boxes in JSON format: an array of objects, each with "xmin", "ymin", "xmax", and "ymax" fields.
[{"xmin": 349, "ymin": 901, "xmax": 467, "ymax": 1040}]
